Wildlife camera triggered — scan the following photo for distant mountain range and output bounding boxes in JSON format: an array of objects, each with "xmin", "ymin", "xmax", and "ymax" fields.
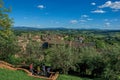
[
  {"xmin": 13, "ymin": 26, "xmax": 41, "ymax": 30},
  {"xmin": 12, "ymin": 26, "xmax": 120, "ymax": 32},
  {"xmin": 12, "ymin": 26, "xmax": 68, "ymax": 30}
]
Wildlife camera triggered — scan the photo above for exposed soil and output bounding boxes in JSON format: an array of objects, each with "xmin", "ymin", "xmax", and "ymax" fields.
[{"xmin": 0, "ymin": 61, "xmax": 59, "ymax": 80}]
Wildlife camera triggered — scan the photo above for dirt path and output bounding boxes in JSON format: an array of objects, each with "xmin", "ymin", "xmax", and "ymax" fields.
[
  {"xmin": 0, "ymin": 61, "xmax": 59, "ymax": 80},
  {"xmin": 0, "ymin": 64, "xmax": 15, "ymax": 70}
]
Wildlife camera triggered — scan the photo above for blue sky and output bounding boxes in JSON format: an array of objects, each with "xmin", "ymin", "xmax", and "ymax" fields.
[{"xmin": 4, "ymin": 0, "xmax": 120, "ymax": 29}]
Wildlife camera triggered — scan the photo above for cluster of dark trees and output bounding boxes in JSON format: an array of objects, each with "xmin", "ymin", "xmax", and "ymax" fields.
[
  {"xmin": 9, "ymin": 30, "xmax": 120, "ymax": 80},
  {"xmin": 24, "ymin": 41, "xmax": 120, "ymax": 80}
]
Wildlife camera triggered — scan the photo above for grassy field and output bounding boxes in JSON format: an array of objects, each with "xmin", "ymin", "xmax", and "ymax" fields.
[
  {"xmin": 57, "ymin": 74, "xmax": 92, "ymax": 80},
  {"xmin": 0, "ymin": 68, "xmax": 92, "ymax": 80},
  {"xmin": 0, "ymin": 68, "xmax": 43, "ymax": 80}
]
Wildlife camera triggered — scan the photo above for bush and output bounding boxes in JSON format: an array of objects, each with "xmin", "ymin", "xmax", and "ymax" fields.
[
  {"xmin": 102, "ymin": 68, "xmax": 119, "ymax": 80},
  {"xmin": 4, "ymin": 55, "xmax": 23, "ymax": 65},
  {"xmin": 101, "ymin": 44, "xmax": 120, "ymax": 80},
  {"xmin": 76, "ymin": 47, "xmax": 105, "ymax": 77}
]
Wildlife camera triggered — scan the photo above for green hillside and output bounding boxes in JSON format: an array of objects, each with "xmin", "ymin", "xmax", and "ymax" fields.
[
  {"xmin": 57, "ymin": 75, "xmax": 92, "ymax": 80},
  {"xmin": 0, "ymin": 68, "xmax": 92, "ymax": 80},
  {"xmin": 0, "ymin": 68, "xmax": 43, "ymax": 80}
]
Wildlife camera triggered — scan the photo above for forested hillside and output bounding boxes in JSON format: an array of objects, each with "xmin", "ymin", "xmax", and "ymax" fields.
[{"xmin": 5, "ymin": 29, "xmax": 120, "ymax": 79}]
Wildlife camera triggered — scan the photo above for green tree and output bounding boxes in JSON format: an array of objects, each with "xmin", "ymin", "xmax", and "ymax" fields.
[
  {"xmin": 0, "ymin": 0, "xmax": 13, "ymax": 38},
  {"xmin": 0, "ymin": 0, "xmax": 19, "ymax": 61},
  {"xmin": 76, "ymin": 47, "xmax": 105, "ymax": 77},
  {"xmin": 102, "ymin": 44, "xmax": 120, "ymax": 80},
  {"xmin": 46, "ymin": 45, "xmax": 78, "ymax": 74},
  {"xmin": 26, "ymin": 40, "xmax": 43, "ymax": 62}
]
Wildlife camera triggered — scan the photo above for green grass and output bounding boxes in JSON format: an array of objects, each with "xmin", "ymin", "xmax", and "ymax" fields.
[
  {"xmin": 57, "ymin": 74, "xmax": 92, "ymax": 80},
  {"xmin": 0, "ymin": 68, "xmax": 92, "ymax": 80},
  {"xmin": 0, "ymin": 68, "xmax": 43, "ymax": 80}
]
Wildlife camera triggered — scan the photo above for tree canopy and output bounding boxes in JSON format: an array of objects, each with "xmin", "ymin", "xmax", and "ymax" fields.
[
  {"xmin": 0, "ymin": 0, "xmax": 19, "ymax": 61},
  {"xmin": 0, "ymin": 0, "xmax": 13, "ymax": 38}
]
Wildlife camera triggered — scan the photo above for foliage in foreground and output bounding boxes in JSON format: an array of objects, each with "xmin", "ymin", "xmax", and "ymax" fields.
[
  {"xmin": 0, "ymin": 68, "xmax": 93, "ymax": 80},
  {"xmin": 0, "ymin": 0, "xmax": 20, "ymax": 61},
  {"xmin": 0, "ymin": 68, "xmax": 43, "ymax": 80},
  {"xmin": 57, "ymin": 74, "xmax": 92, "ymax": 80}
]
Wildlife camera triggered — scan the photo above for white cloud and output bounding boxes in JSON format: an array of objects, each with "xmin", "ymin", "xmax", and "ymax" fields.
[
  {"xmin": 99, "ymin": 1, "xmax": 120, "ymax": 10},
  {"xmin": 37, "ymin": 5, "xmax": 45, "ymax": 9},
  {"xmin": 70, "ymin": 20, "xmax": 78, "ymax": 24},
  {"xmin": 105, "ymin": 22, "xmax": 111, "ymax": 27},
  {"xmin": 80, "ymin": 15, "xmax": 93, "ymax": 21},
  {"xmin": 99, "ymin": 1, "xmax": 112, "ymax": 8},
  {"xmin": 91, "ymin": 9, "xmax": 106, "ymax": 13},
  {"xmin": 81, "ymin": 15, "xmax": 89, "ymax": 18},
  {"xmin": 91, "ymin": 2, "xmax": 96, "ymax": 6},
  {"xmin": 104, "ymin": 18, "xmax": 118, "ymax": 22}
]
